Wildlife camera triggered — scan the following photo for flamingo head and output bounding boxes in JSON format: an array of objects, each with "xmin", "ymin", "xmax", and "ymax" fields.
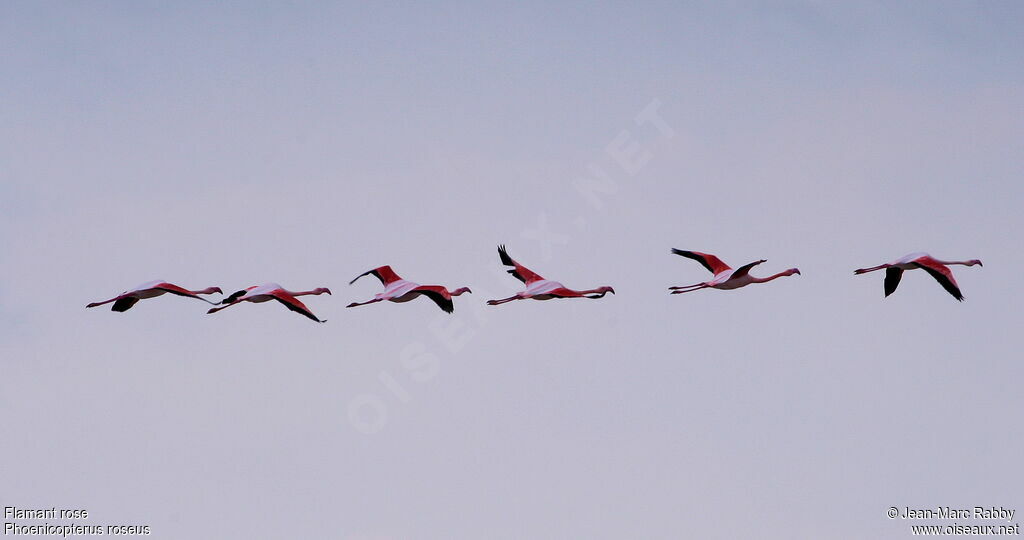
[
  {"xmin": 786, "ymin": 268, "xmax": 801, "ymax": 276},
  {"xmin": 969, "ymin": 259, "xmax": 983, "ymax": 267},
  {"xmin": 203, "ymin": 287, "xmax": 223, "ymax": 295},
  {"xmin": 315, "ymin": 287, "xmax": 332, "ymax": 295},
  {"xmin": 599, "ymin": 286, "xmax": 615, "ymax": 295},
  {"xmin": 452, "ymin": 287, "xmax": 472, "ymax": 296}
]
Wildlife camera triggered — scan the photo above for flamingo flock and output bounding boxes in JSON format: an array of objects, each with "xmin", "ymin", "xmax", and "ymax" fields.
[{"xmin": 85, "ymin": 248, "xmax": 983, "ymax": 322}]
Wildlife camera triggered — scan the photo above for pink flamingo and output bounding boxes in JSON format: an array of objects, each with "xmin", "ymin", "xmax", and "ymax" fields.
[
  {"xmin": 87, "ymin": 280, "xmax": 222, "ymax": 312},
  {"xmin": 207, "ymin": 283, "xmax": 331, "ymax": 322},
  {"xmin": 669, "ymin": 249, "xmax": 800, "ymax": 294},
  {"xmin": 486, "ymin": 245, "xmax": 614, "ymax": 306},
  {"xmin": 854, "ymin": 252, "xmax": 982, "ymax": 301},
  {"xmin": 346, "ymin": 266, "xmax": 472, "ymax": 313}
]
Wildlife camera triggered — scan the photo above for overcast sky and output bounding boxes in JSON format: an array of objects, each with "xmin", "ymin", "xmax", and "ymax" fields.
[{"xmin": 2, "ymin": 2, "xmax": 1022, "ymax": 538}]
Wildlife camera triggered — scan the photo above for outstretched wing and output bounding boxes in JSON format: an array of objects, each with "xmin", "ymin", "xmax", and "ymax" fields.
[
  {"xmin": 350, "ymin": 265, "xmax": 403, "ymax": 286},
  {"xmin": 883, "ymin": 267, "xmax": 904, "ymax": 297},
  {"xmin": 498, "ymin": 245, "xmax": 545, "ymax": 284},
  {"xmin": 270, "ymin": 291, "xmax": 326, "ymax": 322},
  {"xmin": 220, "ymin": 288, "xmax": 253, "ymax": 305},
  {"xmin": 111, "ymin": 297, "xmax": 140, "ymax": 312},
  {"xmin": 671, "ymin": 249, "xmax": 731, "ymax": 274},
  {"xmin": 412, "ymin": 285, "xmax": 455, "ymax": 313},
  {"xmin": 730, "ymin": 259, "xmax": 766, "ymax": 280},
  {"xmin": 913, "ymin": 259, "xmax": 964, "ymax": 301},
  {"xmin": 155, "ymin": 282, "xmax": 218, "ymax": 305}
]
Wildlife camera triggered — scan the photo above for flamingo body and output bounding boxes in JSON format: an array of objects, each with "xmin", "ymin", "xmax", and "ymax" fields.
[
  {"xmin": 207, "ymin": 283, "xmax": 331, "ymax": 322},
  {"xmin": 486, "ymin": 245, "xmax": 614, "ymax": 305},
  {"xmin": 347, "ymin": 266, "xmax": 471, "ymax": 313},
  {"xmin": 854, "ymin": 253, "xmax": 982, "ymax": 301},
  {"xmin": 669, "ymin": 249, "xmax": 800, "ymax": 294},
  {"xmin": 87, "ymin": 280, "xmax": 223, "ymax": 312}
]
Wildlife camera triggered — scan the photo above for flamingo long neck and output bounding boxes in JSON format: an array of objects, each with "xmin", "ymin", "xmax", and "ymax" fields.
[
  {"xmin": 856, "ymin": 264, "xmax": 890, "ymax": 273},
  {"xmin": 752, "ymin": 271, "xmax": 793, "ymax": 283},
  {"xmin": 933, "ymin": 259, "xmax": 975, "ymax": 267},
  {"xmin": 290, "ymin": 289, "xmax": 324, "ymax": 297}
]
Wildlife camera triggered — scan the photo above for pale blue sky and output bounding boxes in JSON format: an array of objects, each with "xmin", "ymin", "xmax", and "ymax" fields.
[{"xmin": 2, "ymin": 2, "xmax": 1022, "ymax": 538}]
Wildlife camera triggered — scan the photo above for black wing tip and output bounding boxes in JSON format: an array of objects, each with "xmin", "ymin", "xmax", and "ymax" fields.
[
  {"xmin": 671, "ymin": 249, "xmax": 716, "ymax": 274},
  {"xmin": 349, "ymin": 268, "xmax": 380, "ymax": 286},
  {"xmin": 915, "ymin": 263, "xmax": 966, "ymax": 302},
  {"xmin": 419, "ymin": 289, "xmax": 456, "ymax": 313},
  {"xmin": 221, "ymin": 290, "xmax": 247, "ymax": 304},
  {"xmin": 498, "ymin": 244, "xmax": 514, "ymax": 266}
]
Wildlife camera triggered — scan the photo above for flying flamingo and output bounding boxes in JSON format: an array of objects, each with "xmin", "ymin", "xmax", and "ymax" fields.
[
  {"xmin": 86, "ymin": 280, "xmax": 222, "ymax": 312},
  {"xmin": 854, "ymin": 252, "xmax": 982, "ymax": 301},
  {"xmin": 669, "ymin": 249, "xmax": 800, "ymax": 294},
  {"xmin": 346, "ymin": 266, "xmax": 471, "ymax": 313},
  {"xmin": 486, "ymin": 245, "xmax": 614, "ymax": 306},
  {"xmin": 207, "ymin": 283, "xmax": 331, "ymax": 322}
]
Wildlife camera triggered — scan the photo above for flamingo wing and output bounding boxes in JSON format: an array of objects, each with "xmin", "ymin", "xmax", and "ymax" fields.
[
  {"xmin": 111, "ymin": 297, "xmax": 140, "ymax": 312},
  {"xmin": 498, "ymin": 245, "xmax": 545, "ymax": 283},
  {"xmin": 412, "ymin": 285, "xmax": 455, "ymax": 313},
  {"xmin": 543, "ymin": 287, "xmax": 585, "ymax": 298},
  {"xmin": 883, "ymin": 267, "xmax": 904, "ymax": 297},
  {"xmin": 154, "ymin": 282, "xmax": 218, "ymax": 304},
  {"xmin": 220, "ymin": 288, "xmax": 252, "ymax": 305},
  {"xmin": 913, "ymin": 259, "xmax": 964, "ymax": 301},
  {"xmin": 730, "ymin": 259, "xmax": 766, "ymax": 280},
  {"xmin": 270, "ymin": 291, "xmax": 326, "ymax": 322},
  {"xmin": 350, "ymin": 265, "xmax": 403, "ymax": 286},
  {"xmin": 671, "ymin": 249, "xmax": 731, "ymax": 274}
]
